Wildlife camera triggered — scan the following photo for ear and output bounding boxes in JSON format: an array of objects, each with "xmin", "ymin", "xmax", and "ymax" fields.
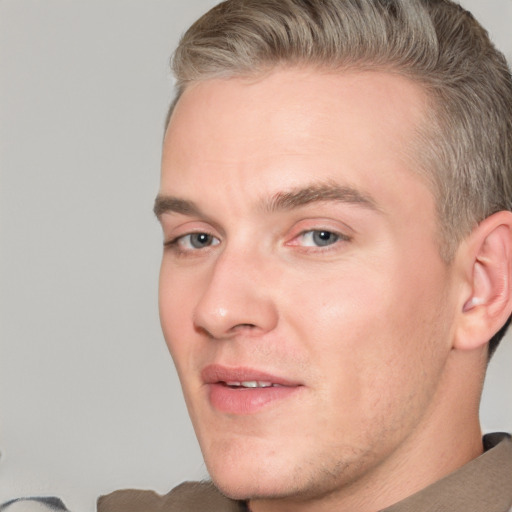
[{"xmin": 454, "ymin": 211, "xmax": 512, "ymax": 351}]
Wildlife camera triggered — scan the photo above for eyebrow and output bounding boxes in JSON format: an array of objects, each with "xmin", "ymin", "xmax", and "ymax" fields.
[
  {"xmin": 153, "ymin": 196, "xmax": 202, "ymax": 219},
  {"xmin": 263, "ymin": 182, "xmax": 378, "ymax": 213},
  {"xmin": 153, "ymin": 182, "xmax": 378, "ymax": 219}
]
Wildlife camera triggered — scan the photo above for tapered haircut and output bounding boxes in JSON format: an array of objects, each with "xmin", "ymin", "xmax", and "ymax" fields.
[{"xmin": 168, "ymin": 0, "xmax": 512, "ymax": 355}]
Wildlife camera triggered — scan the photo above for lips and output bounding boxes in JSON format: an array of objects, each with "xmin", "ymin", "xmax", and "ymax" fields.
[
  {"xmin": 201, "ymin": 364, "xmax": 299, "ymax": 387},
  {"xmin": 201, "ymin": 364, "xmax": 302, "ymax": 414}
]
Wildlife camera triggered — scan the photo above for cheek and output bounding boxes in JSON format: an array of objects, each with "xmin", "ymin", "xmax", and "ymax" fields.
[
  {"xmin": 158, "ymin": 263, "xmax": 198, "ymax": 366},
  {"xmin": 158, "ymin": 265, "xmax": 208, "ymax": 427},
  {"xmin": 281, "ymin": 254, "xmax": 452, "ymax": 402}
]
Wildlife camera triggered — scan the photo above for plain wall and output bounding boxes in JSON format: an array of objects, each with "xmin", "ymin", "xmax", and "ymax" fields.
[{"xmin": 1, "ymin": 1, "xmax": 511, "ymax": 511}]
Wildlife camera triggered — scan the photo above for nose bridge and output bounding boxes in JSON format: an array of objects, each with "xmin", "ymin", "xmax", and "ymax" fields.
[{"xmin": 193, "ymin": 243, "xmax": 278, "ymax": 339}]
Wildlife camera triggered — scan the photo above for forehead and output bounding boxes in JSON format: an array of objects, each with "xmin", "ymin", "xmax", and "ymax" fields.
[{"xmin": 161, "ymin": 68, "xmax": 430, "ymax": 209}]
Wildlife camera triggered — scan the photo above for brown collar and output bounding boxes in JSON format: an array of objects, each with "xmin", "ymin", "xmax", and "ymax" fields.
[{"xmin": 382, "ymin": 433, "xmax": 512, "ymax": 512}]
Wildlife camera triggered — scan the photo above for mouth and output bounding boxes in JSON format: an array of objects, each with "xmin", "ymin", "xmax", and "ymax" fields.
[
  {"xmin": 223, "ymin": 381, "xmax": 285, "ymax": 389},
  {"xmin": 201, "ymin": 364, "xmax": 302, "ymax": 414}
]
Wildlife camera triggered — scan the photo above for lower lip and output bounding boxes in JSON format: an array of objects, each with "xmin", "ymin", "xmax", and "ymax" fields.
[{"xmin": 207, "ymin": 383, "xmax": 300, "ymax": 414}]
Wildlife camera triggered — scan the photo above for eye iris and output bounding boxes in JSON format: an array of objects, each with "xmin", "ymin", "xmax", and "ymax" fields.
[
  {"xmin": 190, "ymin": 233, "xmax": 212, "ymax": 248},
  {"xmin": 312, "ymin": 230, "xmax": 338, "ymax": 247}
]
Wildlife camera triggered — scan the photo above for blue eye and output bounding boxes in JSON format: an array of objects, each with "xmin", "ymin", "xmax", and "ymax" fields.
[
  {"xmin": 176, "ymin": 233, "xmax": 220, "ymax": 250},
  {"xmin": 299, "ymin": 230, "xmax": 341, "ymax": 247}
]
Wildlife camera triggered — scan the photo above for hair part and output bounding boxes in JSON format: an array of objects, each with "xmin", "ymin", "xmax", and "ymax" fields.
[{"xmin": 168, "ymin": 0, "xmax": 512, "ymax": 356}]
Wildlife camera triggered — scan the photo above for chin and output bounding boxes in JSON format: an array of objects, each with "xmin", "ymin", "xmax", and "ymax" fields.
[
  {"xmin": 210, "ymin": 472, "xmax": 293, "ymax": 502},
  {"xmin": 200, "ymin": 432, "xmax": 375, "ymax": 504},
  {"xmin": 204, "ymin": 449, "xmax": 339, "ymax": 503},
  {"xmin": 209, "ymin": 466, "xmax": 345, "ymax": 505},
  {"xmin": 203, "ymin": 446, "xmax": 298, "ymax": 501}
]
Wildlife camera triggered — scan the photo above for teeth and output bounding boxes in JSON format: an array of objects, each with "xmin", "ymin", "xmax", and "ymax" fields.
[{"xmin": 225, "ymin": 381, "xmax": 275, "ymax": 388}]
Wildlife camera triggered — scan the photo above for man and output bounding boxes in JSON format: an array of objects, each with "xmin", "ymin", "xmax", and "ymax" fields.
[{"xmin": 99, "ymin": 0, "xmax": 512, "ymax": 510}]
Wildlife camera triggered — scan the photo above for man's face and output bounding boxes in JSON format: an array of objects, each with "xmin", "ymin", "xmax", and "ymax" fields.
[{"xmin": 157, "ymin": 68, "xmax": 459, "ymax": 502}]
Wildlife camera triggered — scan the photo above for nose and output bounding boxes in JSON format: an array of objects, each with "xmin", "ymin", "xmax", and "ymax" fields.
[{"xmin": 193, "ymin": 248, "xmax": 279, "ymax": 340}]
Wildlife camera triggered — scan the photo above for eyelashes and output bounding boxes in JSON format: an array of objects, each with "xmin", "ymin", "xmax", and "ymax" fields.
[
  {"xmin": 164, "ymin": 228, "xmax": 351, "ymax": 257},
  {"xmin": 293, "ymin": 230, "xmax": 350, "ymax": 248},
  {"xmin": 164, "ymin": 232, "xmax": 220, "ymax": 258},
  {"xmin": 170, "ymin": 233, "xmax": 220, "ymax": 250}
]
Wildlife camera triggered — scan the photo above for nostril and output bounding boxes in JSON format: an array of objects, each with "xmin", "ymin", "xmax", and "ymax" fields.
[
  {"xmin": 231, "ymin": 323, "xmax": 258, "ymax": 334},
  {"xmin": 193, "ymin": 284, "xmax": 279, "ymax": 338},
  {"xmin": 193, "ymin": 323, "xmax": 257, "ymax": 339},
  {"xmin": 194, "ymin": 324, "xmax": 216, "ymax": 339}
]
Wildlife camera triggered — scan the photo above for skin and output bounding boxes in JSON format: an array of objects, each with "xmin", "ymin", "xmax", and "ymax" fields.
[{"xmin": 157, "ymin": 68, "xmax": 488, "ymax": 511}]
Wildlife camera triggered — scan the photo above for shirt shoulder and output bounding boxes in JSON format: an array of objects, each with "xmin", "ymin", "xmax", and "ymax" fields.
[
  {"xmin": 97, "ymin": 481, "xmax": 246, "ymax": 512},
  {"xmin": 383, "ymin": 433, "xmax": 512, "ymax": 512}
]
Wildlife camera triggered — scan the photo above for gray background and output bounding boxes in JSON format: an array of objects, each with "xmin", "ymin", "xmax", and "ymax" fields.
[{"xmin": 0, "ymin": 1, "xmax": 511, "ymax": 511}]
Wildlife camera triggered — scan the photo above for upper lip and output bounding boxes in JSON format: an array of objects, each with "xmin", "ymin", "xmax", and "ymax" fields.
[{"xmin": 201, "ymin": 364, "xmax": 301, "ymax": 387}]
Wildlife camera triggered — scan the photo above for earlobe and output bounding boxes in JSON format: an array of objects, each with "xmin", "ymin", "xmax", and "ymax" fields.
[{"xmin": 454, "ymin": 211, "xmax": 512, "ymax": 351}]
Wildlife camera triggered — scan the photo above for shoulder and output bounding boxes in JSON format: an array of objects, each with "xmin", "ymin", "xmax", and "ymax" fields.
[{"xmin": 97, "ymin": 481, "xmax": 246, "ymax": 512}]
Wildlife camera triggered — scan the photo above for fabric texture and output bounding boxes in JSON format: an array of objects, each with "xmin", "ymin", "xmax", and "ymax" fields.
[
  {"xmin": 97, "ymin": 433, "xmax": 512, "ymax": 512},
  {"xmin": 97, "ymin": 482, "xmax": 245, "ymax": 512},
  {"xmin": 382, "ymin": 433, "xmax": 512, "ymax": 512}
]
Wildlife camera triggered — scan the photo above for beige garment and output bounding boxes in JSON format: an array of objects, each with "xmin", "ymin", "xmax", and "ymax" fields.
[
  {"xmin": 382, "ymin": 433, "xmax": 512, "ymax": 512},
  {"xmin": 97, "ymin": 482, "xmax": 244, "ymax": 512},
  {"xmin": 98, "ymin": 434, "xmax": 512, "ymax": 512}
]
